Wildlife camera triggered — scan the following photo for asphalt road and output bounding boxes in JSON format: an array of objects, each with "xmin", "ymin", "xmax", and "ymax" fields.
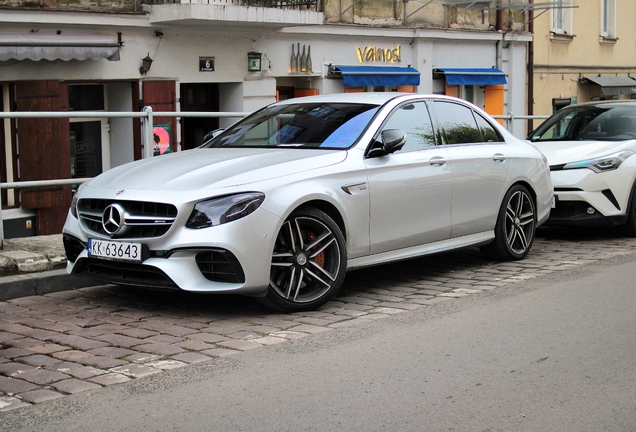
[{"xmin": 2, "ymin": 251, "xmax": 636, "ymax": 431}]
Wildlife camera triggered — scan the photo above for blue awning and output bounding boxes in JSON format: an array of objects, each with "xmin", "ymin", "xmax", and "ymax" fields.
[
  {"xmin": 333, "ymin": 65, "xmax": 420, "ymax": 87},
  {"xmin": 436, "ymin": 68, "xmax": 507, "ymax": 85}
]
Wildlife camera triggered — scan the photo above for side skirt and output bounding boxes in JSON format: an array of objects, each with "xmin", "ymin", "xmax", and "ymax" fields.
[{"xmin": 347, "ymin": 231, "xmax": 494, "ymax": 270}]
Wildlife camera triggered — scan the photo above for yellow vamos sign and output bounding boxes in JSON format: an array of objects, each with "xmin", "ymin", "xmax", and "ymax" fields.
[{"xmin": 356, "ymin": 46, "xmax": 401, "ymax": 63}]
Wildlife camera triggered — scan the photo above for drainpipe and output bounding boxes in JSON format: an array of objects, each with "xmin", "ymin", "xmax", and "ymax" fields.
[
  {"xmin": 496, "ymin": 0, "xmax": 503, "ymax": 32},
  {"xmin": 527, "ymin": 0, "xmax": 535, "ymax": 135},
  {"xmin": 495, "ymin": 0, "xmax": 505, "ymax": 127},
  {"xmin": 496, "ymin": 2, "xmax": 503, "ymax": 85}
]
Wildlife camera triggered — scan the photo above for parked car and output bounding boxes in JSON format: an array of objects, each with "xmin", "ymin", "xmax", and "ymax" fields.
[
  {"xmin": 63, "ymin": 93, "xmax": 553, "ymax": 312},
  {"xmin": 528, "ymin": 100, "xmax": 636, "ymax": 233}
]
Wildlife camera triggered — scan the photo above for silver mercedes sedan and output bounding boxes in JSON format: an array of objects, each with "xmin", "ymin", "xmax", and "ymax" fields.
[{"xmin": 63, "ymin": 93, "xmax": 553, "ymax": 312}]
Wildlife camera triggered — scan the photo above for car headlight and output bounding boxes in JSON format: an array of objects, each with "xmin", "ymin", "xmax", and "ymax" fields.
[
  {"xmin": 563, "ymin": 150, "xmax": 635, "ymax": 173},
  {"xmin": 186, "ymin": 192, "xmax": 265, "ymax": 229},
  {"xmin": 70, "ymin": 188, "xmax": 80, "ymax": 218}
]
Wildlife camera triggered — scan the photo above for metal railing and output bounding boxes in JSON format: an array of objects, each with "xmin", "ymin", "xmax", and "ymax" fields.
[
  {"xmin": 492, "ymin": 113, "xmax": 550, "ymax": 136},
  {"xmin": 0, "ymin": 108, "xmax": 249, "ymax": 247},
  {"xmin": 0, "ymin": 109, "xmax": 548, "ymax": 247}
]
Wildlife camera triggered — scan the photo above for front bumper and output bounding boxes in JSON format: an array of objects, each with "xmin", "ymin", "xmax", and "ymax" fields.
[
  {"xmin": 63, "ymin": 206, "xmax": 282, "ymax": 295},
  {"xmin": 545, "ymin": 168, "xmax": 633, "ymax": 226}
]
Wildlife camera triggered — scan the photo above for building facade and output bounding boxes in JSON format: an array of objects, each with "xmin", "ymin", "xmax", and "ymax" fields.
[
  {"xmin": 531, "ymin": 0, "xmax": 636, "ymax": 129},
  {"xmin": 0, "ymin": 0, "xmax": 532, "ymax": 236}
]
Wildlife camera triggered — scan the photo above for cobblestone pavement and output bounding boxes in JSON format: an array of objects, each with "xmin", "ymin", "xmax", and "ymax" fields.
[{"xmin": 1, "ymin": 228, "xmax": 636, "ymax": 411}]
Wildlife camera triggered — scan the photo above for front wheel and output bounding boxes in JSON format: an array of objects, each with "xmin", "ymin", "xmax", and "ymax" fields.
[
  {"xmin": 480, "ymin": 184, "xmax": 536, "ymax": 261},
  {"xmin": 258, "ymin": 207, "xmax": 347, "ymax": 312},
  {"xmin": 622, "ymin": 183, "xmax": 636, "ymax": 236}
]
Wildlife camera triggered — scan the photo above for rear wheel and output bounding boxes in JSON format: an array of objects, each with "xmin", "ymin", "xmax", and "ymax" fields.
[
  {"xmin": 258, "ymin": 207, "xmax": 347, "ymax": 312},
  {"xmin": 480, "ymin": 184, "xmax": 536, "ymax": 261}
]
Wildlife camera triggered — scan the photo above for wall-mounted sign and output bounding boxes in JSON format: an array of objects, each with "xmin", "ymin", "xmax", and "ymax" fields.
[
  {"xmin": 356, "ymin": 46, "xmax": 401, "ymax": 64},
  {"xmin": 153, "ymin": 122, "xmax": 172, "ymax": 156},
  {"xmin": 248, "ymin": 52, "xmax": 262, "ymax": 72},
  {"xmin": 199, "ymin": 57, "xmax": 215, "ymax": 72}
]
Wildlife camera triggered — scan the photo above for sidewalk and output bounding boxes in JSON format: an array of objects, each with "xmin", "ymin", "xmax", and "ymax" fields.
[{"xmin": 0, "ymin": 234, "xmax": 95, "ymax": 301}]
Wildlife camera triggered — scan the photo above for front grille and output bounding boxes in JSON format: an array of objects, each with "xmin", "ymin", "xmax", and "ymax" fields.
[
  {"xmin": 196, "ymin": 250, "xmax": 245, "ymax": 283},
  {"xmin": 78, "ymin": 199, "xmax": 177, "ymax": 239},
  {"xmin": 551, "ymin": 201, "xmax": 592, "ymax": 219},
  {"xmin": 77, "ymin": 258, "xmax": 178, "ymax": 289}
]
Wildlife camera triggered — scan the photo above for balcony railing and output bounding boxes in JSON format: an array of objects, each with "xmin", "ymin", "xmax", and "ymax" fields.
[{"xmin": 145, "ymin": 0, "xmax": 318, "ymax": 9}]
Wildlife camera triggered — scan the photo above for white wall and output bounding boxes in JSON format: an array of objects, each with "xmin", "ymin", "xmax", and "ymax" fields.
[{"xmin": 106, "ymin": 82, "xmax": 135, "ymax": 168}]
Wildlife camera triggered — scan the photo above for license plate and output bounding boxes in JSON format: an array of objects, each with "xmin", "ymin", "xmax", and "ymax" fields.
[{"xmin": 88, "ymin": 238, "xmax": 144, "ymax": 263}]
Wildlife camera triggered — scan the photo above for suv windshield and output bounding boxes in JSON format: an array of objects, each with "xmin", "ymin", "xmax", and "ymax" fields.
[
  {"xmin": 203, "ymin": 102, "xmax": 380, "ymax": 150},
  {"xmin": 529, "ymin": 105, "xmax": 636, "ymax": 142}
]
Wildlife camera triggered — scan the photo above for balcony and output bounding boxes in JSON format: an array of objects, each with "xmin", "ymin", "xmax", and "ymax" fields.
[
  {"xmin": 147, "ymin": 0, "xmax": 318, "ymax": 8},
  {"xmin": 146, "ymin": 0, "xmax": 323, "ymax": 26}
]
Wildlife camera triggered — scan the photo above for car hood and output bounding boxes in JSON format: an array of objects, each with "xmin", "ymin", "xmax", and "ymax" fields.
[
  {"xmin": 85, "ymin": 148, "xmax": 347, "ymax": 191},
  {"xmin": 530, "ymin": 140, "xmax": 635, "ymax": 165}
]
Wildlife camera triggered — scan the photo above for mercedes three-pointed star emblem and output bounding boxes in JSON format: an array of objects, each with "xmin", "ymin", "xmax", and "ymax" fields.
[{"xmin": 102, "ymin": 203, "xmax": 125, "ymax": 236}]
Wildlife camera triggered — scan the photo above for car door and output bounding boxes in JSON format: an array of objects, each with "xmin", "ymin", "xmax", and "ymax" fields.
[
  {"xmin": 365, "ymin": 100, "xmax": 453, "ymax": 255},
  {"xmin": 428, "ymin": 99, "xmax": 512, "ymax": 238}
]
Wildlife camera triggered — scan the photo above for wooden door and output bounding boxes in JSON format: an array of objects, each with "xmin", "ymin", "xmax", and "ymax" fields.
[
  {"xmin": 15, "ymin": 80, "xmax": 71, "ymax": 235},
  {"xmin": 142, "ymin": 81, "xmax": 177, "ymax": 154}
]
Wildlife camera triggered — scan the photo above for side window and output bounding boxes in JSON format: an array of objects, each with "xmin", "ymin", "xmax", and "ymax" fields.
[
  {"xmin": 382, "ymin": 101, "xmax": 435, "ymax": 152},
  {"xmin": 431, "ymin": 101, "xmax": 482, "ymax": 145},
  {"xmin": 474, "ymin": 113, "xmax": 503, "ymax": 142}
]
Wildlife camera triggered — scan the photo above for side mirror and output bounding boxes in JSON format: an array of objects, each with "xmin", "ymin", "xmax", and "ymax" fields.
[
  {"xmin": 366, "ymin": 129, "xmax": 407, "ymax": 158},
  {"xmin": 382, "ymin": 129, "xmax": 407, "ymax": 153},
  {"xmin": 201, "ymin": 129, "xmax": 225, "ymax": 146}
]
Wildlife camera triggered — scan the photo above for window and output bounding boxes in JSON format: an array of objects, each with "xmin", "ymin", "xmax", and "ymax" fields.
[
  {"xmin": 601, "ymin": 0, "xmax": 616, "ymax": 38},
  {"xmin": 431, "ymin": 101, "xmax": 482, "ymax": 145},
  {"xmin": 69, "ymin": 84, "xmax": 104, "ymax": 111},
  {"xmin": 207, "ymin": 103, "xmax": 379, "ymax": 150},
  {"xmin": 551, "ymin": 0, "xmax": 572, "ymax": 34},
  {"xmin": 382, "ymin": 101, "xmax": 435, "ymax": 152},
  {"xmin": 474, "ymin": 113, "xmax": 502, "ymax": 143},
  {"xmin": 68, "ymin": 84, "xmax": 109, "ymax": 178}
]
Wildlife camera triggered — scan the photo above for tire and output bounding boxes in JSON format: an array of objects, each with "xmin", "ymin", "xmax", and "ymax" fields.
[
  {"xmin": 623, "ymin": 183, "xmax": 636, "ymax": 236},
  {"xmin": 258, "ymin": 207, "xmax": 347, "ymax": 312},
  {"xmin": 480, "ymin": 184, "xmax": 536, "ymax": 261}
]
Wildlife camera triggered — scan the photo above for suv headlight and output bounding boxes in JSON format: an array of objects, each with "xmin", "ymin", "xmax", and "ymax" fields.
[
  {"xmin": 564, "ymin": 150, "xmax": 635, "ymax": 173},
  {"xmin": 186, "ymin": 192, "xmax": 265, "ymax": 229}
]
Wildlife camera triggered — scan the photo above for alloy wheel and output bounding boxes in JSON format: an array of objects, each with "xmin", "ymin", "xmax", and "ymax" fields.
[
  {"xmin": 270, "ymin": 215, "xmax": 342, "ymax": 304},
  {"xmin": 504, "ymin": 190, "xmax": 535, "ymax": 255}
]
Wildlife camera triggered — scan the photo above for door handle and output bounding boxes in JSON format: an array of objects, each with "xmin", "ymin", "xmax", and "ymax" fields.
[
  {"xmin": 429, "ymin": 156, "xmax": 446, "ymax": 166},
  {"xmin": 493, "ymin": 153, "xmax": 506, "ymax": 163}
]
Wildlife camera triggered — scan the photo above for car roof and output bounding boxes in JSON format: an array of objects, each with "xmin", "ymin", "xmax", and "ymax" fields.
[
  {"xmin": 564, "ymin": 100, "xmax": 636, "ymax": 110},
  {"xmin": 271, "ymin": 92, "xmax": 464, "ymax": 107}
]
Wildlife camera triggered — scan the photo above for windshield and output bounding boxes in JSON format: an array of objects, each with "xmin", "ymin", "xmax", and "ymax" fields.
[
  {"xmin": 202, "ymin": 102, "xmax": 380, "ymax": 150},
  {"xmin": 529, "ymin": 105, "xmax": 636, "ymax": 142}
]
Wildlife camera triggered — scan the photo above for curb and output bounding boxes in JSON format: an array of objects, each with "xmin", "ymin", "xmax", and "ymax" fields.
[{"xmin": 0, "ymin": 270, "xmax": 98, "ymax": 302}]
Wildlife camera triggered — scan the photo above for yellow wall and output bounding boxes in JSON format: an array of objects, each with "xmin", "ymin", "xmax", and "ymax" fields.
[{"xmin": 532, "ymin": 0, "xmax": 636, "ymax": 115}]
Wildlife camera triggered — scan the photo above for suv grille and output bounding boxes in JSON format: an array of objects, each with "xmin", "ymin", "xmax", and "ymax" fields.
[
  {"xmin": 551, "ymin": 201, "xmax": 593, "ymax": 219},
  {"xmin": 78, "ymin": 199, "xmax": 177, "ymax": 239}
]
